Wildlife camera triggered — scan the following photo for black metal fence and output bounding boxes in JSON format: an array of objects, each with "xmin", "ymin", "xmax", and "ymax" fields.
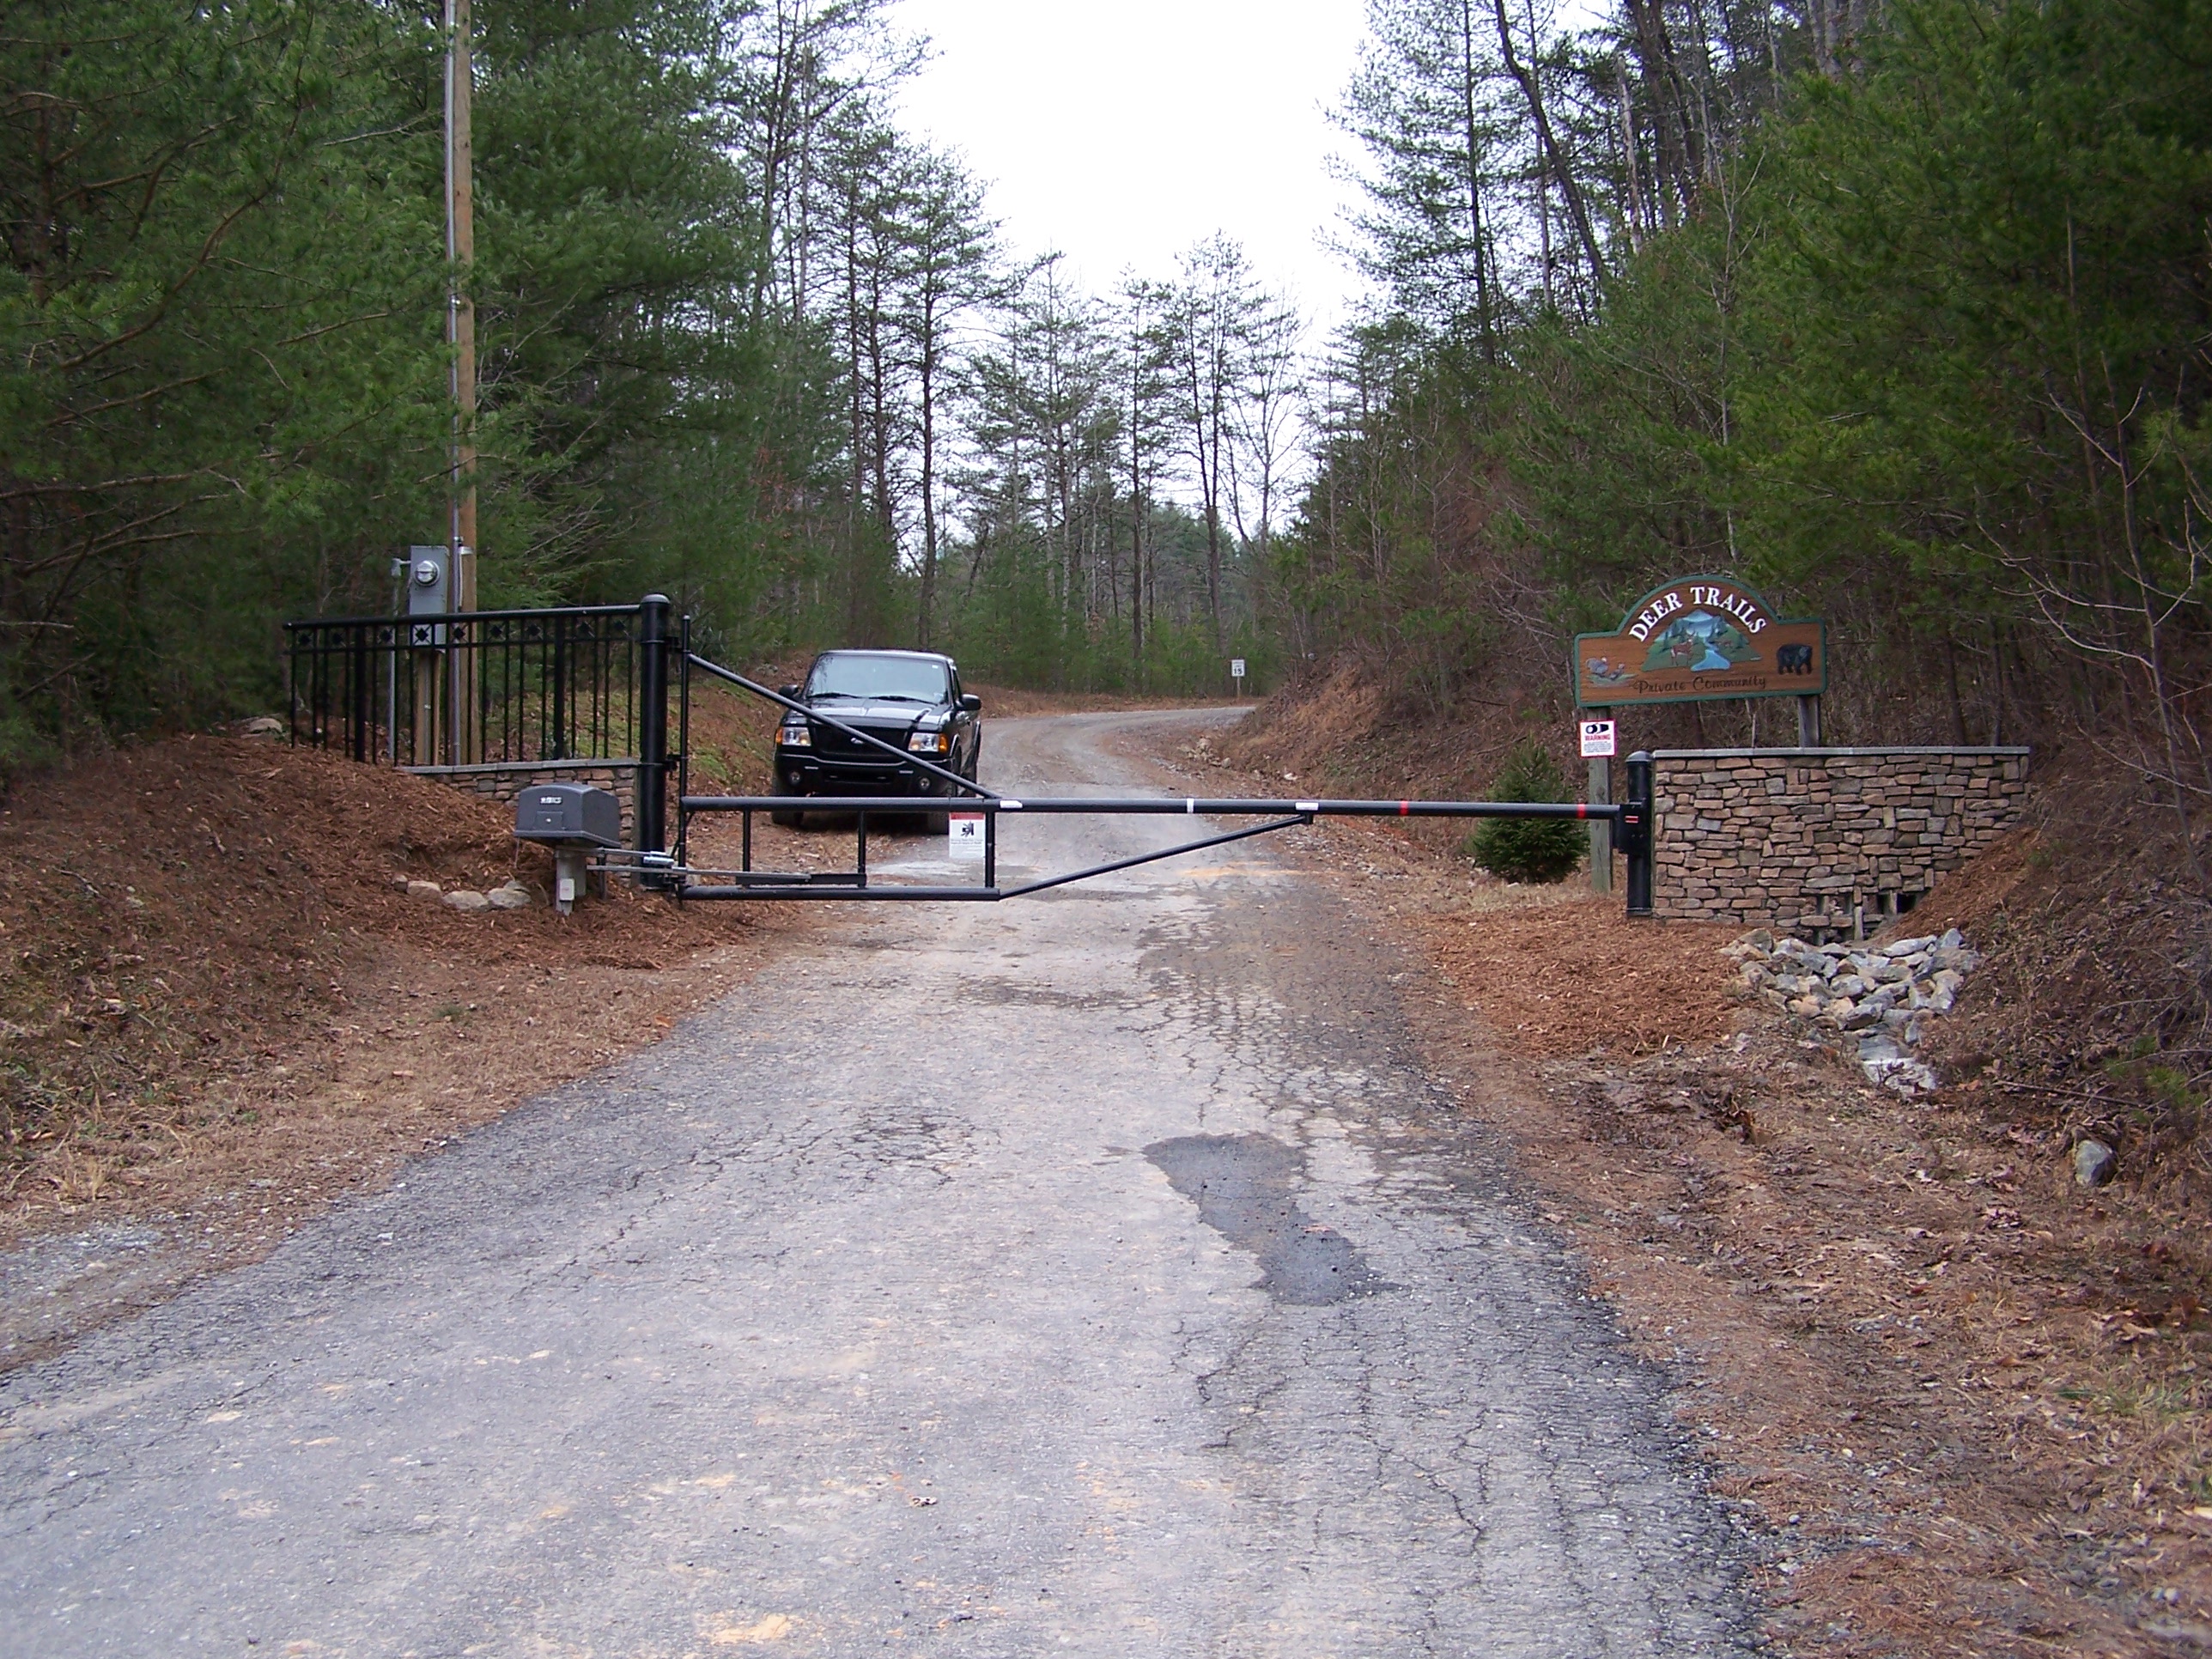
[{"xmin": 286, "ymin": 605, "xmax": 651, "ymax": 769}]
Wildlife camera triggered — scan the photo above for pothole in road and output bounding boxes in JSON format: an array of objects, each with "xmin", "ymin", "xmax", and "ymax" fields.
[{"xmin": 1145, "ymin": 1132, "xmax": 1392, "ymax": 1305}]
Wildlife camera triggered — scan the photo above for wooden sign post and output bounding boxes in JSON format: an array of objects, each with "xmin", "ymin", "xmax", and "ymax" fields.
[{"xmin": 1579, "ymin": 714, "xmax": 1617, "ymax": 892}]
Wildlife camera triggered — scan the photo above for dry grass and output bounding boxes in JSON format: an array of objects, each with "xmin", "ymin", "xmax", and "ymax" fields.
[
  {"xmin": 1421, "ymin": 895, "xmax": 1736, "ymax": 1058},
  {"xmin": 1394, "ymin": 873, "xmax": 2212, "ymax": 1655}
]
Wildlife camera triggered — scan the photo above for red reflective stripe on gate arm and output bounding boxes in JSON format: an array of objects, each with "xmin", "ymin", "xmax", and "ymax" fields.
[{"xmin": 1399, "ymin": 800, "xmax": 1411, "ymax": 816}]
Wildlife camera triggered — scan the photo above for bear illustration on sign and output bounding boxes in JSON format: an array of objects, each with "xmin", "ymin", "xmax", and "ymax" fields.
[
  {"xmin": 1775, "ymin": 642, "xmax": 1814, "ymax": 675},
  {"xmin": 1641, "ymin": 610, "xmax": 1760, "ymax": 673}
]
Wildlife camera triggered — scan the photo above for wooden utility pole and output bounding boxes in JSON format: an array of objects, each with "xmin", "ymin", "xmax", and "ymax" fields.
[
  {"xmin": 447, "ymin": 0, "xmax": 477, "ymax": 601},
  {"xmin": 446, "ymin": 0, "xmax": 478, "ymax": 760}
]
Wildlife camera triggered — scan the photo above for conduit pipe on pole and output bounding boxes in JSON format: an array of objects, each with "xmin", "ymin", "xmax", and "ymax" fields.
[{"xmin": 445, "ymin": 0, "xmax": 479, "ymax": 760}]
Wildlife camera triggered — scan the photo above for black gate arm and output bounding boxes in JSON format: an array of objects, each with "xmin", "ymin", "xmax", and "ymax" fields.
[
  {"xmin": 996, "ymin": 814, "xmax": 1309, "ymax": 897},
  {"xmin": 671, "ymin": 793, "xmax": 1628, "ymax": 903},
  {"xmin": 680, "ymin": 793, "xmax": 1620, "ymax": 820}
]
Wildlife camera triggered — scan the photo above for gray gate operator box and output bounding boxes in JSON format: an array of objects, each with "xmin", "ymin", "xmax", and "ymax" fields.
[
  {"xmin": 514, "ymin": 783, "xmax": 622, "ymax": 915},
  {"xmin": 514, "ymin": 782, "xmax": 621, "ymax": 848}
]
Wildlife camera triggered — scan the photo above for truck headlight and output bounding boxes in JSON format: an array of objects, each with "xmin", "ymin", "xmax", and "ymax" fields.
[
  {"xmin": 908, "ymin": 729, "xmax": 950, "ymax": 754},
  {"xmin": 780, "ymin": 724, "xmax": 811, "ymax": 748}
]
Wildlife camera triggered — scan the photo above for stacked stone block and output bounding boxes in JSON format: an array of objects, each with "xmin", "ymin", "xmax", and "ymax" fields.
[
  {"xmin": 406, "ymin": 758, "xmax": 643, "ymax": 842},
  {"xmin": 1650, "ymin": 746, "xmax": 2029, "ymax": 933}
]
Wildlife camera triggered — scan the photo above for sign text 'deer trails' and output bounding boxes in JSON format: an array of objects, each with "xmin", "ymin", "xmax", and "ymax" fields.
[{"xmin": 1573, "ymin": 575, "xmax": 1826, "ymax": 708}]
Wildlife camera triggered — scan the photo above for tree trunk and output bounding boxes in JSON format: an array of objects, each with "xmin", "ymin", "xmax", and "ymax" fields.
[
  {"xmin": 1455, "ymin": 0, "xmax": 1498, "ymax": 362},
  {"xmin": 916, "ymin": 284, "xmax": 939, "ymax": 647},
  {"xmin": 1492, "ymin": 0, "xmax": 1607, "ymax": 289}
]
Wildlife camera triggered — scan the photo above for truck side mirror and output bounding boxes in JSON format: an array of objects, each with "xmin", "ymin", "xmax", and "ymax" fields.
[
  {"xmin": 959, "ymin": 694, "xmax": 981, "ymax": 713},
  {"xmin": 779, "ymin": 684, "xmax": 801, "ymax": 699}
]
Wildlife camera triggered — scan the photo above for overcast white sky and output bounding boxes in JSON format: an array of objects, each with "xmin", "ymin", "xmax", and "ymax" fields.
[{"xmin": 889, "ymin": 0, "xmax": 1373, "ymax": 336}]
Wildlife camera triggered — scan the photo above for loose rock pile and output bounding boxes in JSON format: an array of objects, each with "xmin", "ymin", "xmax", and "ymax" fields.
[
  {"xmin": 444, "ymin": 881, "xmax": 532, "ymax": 913},
  {"xmin": 1724, "ymin": 927, "xmax": 1981, "ymax": 1095},
  {"xmin": 392, "ymin": 875, "xmax": 534, "ymax": 912}
]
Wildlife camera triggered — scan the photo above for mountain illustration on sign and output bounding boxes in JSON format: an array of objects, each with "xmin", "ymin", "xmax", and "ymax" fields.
[{"xmin": 1642, "ymin": 610, "xmax": 1760, "ymax": 672}]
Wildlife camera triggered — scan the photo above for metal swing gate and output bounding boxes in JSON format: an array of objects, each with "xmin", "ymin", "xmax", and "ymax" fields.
[
  {"xmin": 287, "ymin": 592, "xmax": 1657, "ymax": 912},
  {"xmin": 627, "ymin": 600, "xmax": 1657, "ymax": 915}
]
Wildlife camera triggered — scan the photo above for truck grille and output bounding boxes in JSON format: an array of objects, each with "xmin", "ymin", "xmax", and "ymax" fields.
[{"xmin": 813, "ymin": 720, "xmax": 911, "ymax": 761}]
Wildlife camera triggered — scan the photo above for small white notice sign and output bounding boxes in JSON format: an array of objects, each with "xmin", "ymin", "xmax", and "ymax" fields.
[
  {"xmin": 948, "ymin": 813, "xmax": 987, "ymax": 860},
  {"xmin": 1231, "ymin": 658, "xmax": 1247, "ymax": 678},
  {"xmin": 1578, "ymin": 719, "xmax": 1618, "ymax": 759}
]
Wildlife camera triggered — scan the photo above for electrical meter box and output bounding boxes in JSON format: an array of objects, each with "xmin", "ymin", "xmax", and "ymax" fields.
[
  {"xmin": 514, "ymin": 783, "xmax": 622, "ymax": 849},
  {"xmin": 405, "ymin": 545, "xmax": 449, "ymax": 613},
  {"xmin": 404, "ymin": 544, "xmax": 449, "ymax": 645}
]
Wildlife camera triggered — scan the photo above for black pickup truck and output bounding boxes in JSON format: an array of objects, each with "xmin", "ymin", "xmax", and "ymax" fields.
[{"xmin": 770, "ymin": 649, "xmax": 981, "ymax": 830}]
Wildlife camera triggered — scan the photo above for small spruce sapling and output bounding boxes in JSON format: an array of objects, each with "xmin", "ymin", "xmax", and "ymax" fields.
[{"xmin": 1465, "ymin": 741, "xmax": 1584, "ymax": 884}]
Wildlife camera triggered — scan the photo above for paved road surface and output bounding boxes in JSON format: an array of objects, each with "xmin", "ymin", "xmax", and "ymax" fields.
[{"xmin": 0, "ymin": 710, "xmax": 1753, "ymax": 1656}]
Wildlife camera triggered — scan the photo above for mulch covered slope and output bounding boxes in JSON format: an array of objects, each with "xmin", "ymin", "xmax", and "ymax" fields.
[{"xmin": 0, "ymin": 725, "xmax": 810, "ymax": 1286}]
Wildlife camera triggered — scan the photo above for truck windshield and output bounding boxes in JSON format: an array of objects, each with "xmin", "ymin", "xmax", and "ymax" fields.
[{"xmin": 806, "ymin": 653, "xmax": 951, "ymax": 702}]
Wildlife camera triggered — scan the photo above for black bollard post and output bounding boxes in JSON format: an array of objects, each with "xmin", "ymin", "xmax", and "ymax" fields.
[
  {"xmin": 1620, "ymin": 750, "xmax": 1654, "ymax": 917},
  {"xmin": 636, "ymin": 592, "xmax": 671, "ymax": 860}
]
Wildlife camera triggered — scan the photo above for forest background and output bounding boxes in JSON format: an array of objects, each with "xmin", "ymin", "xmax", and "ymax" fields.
[{"xmin": 3, "ymin": 0, "xmax": 2208, "ymax": 810}]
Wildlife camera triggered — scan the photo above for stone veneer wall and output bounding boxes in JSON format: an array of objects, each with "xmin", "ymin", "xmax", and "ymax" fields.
[
  {"xmin": 1651, "ymin": 746, "xmax": 2031, "ymax": 933},
  {"xmin": 405, "ymin": 758, "xmax": 644, "ymax": 842}
]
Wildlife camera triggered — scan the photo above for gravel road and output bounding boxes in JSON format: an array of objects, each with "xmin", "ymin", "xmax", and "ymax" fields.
[{"xmin": 0, "ymin": 709, "xmax": 1753, "ymax": 1656}]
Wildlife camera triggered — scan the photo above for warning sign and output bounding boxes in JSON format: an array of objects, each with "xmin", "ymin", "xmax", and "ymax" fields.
[
  {"xmin": 1578, "ymin": 720, "xmax": 1618, "ymax": 759},
  {"xmin": 948, "ymin": 813, "xmax": 987, "ymax": 860}
]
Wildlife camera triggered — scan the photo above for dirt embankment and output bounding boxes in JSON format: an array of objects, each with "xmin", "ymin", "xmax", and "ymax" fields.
[
  {"xmin": 0, "ymin": 681, "xmax": 823, "ymax": 1366},
  {"xmin": 1193, "ymin": 666, "xmax": 2212, "ymax": 1658}
]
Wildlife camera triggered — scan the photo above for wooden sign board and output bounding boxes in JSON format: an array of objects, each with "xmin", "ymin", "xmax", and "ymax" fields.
[{"xmin": 1573, "ymin": 575, "xmax": 1826, "ymax": 709}]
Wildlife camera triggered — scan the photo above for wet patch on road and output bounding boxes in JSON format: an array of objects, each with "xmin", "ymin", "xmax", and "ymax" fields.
[{"xmin": 1145, "ymin": 1133, "xmax": 1391, "ymax": 1305}]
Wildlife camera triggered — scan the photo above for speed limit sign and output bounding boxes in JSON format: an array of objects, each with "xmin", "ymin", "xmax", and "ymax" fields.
[{"xmin": 1578, "ymin": 719, "xmax": 1617, "ymax": 758}]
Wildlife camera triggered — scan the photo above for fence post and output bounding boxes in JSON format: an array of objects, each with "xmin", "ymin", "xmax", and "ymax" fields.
[
  {"xmin": 637, "ymin": 593, "xmax": 671, "ymax": 855},
  {"xmin": 1621, "ymin": 750, "xmax": 1655, "ymax": 918}
]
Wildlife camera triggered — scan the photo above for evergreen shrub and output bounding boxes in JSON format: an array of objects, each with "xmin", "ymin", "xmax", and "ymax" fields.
[{"xmin": 1465, "ymin": 742, "xmax": 1584, "ymax": 884}]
